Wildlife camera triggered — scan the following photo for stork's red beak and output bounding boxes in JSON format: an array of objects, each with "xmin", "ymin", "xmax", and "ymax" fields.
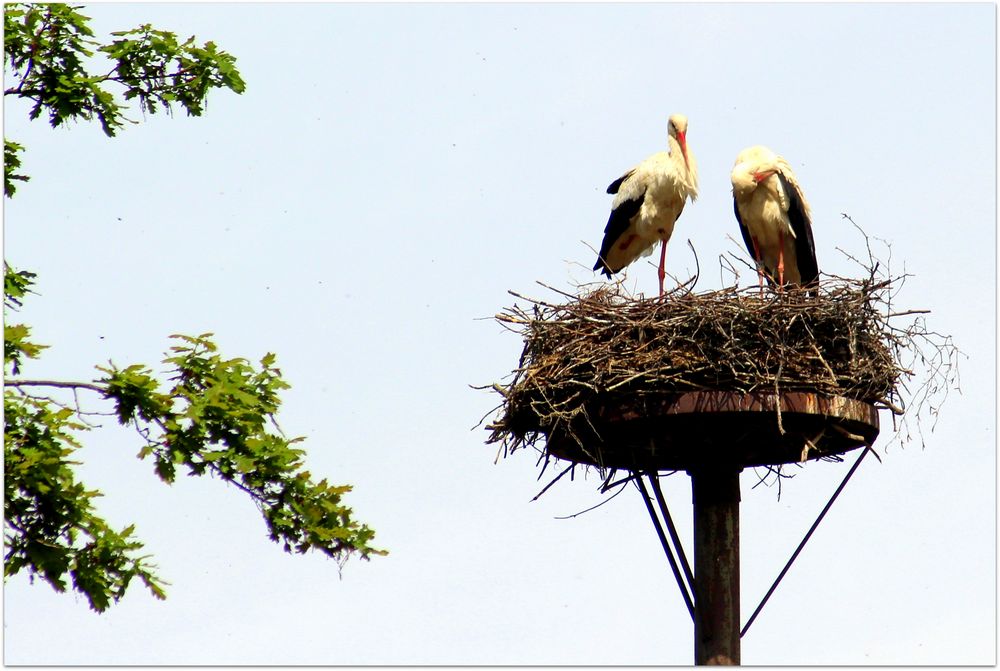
[
  {"xmin": 753, "ymin": 169, "xmax": 777, "ymax": 183},
  {"xmin": 677, "ymin": 132, "xmax": 689, "ymax": 169}
]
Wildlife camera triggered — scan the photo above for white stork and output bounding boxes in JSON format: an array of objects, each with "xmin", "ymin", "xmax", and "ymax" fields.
[
  {"xmin": 593, "ymin": 114, "xmax": 699, "ymax": 296},
  {"xmin": 730, "ymin": 145, "xmax": 818, "ymax": 292}
]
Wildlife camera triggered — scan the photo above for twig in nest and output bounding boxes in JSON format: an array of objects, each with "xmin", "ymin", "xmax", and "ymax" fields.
[
  {"xmin": 554, "ymin": 483, "xmax": 630, "ymax": 519},
  {"xmin": 531, "ymin": 463, "xmax": 575, "ymax": 501}
]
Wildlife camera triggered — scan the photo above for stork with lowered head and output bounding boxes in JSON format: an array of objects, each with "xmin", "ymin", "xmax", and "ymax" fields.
[{"xmin": 730, "ymin": 145, "xmax": 818, "ymax": 292}]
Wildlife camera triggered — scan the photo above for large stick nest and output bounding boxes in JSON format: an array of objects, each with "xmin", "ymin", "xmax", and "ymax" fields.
[{"xmin": 485, "ymin": 274, "xmax": 956, "ymax": 463}]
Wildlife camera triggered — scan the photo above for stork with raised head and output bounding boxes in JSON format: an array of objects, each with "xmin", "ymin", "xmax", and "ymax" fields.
[
  {"xmin": 730, "ymin": 145, "xmax": 818, "ymax": 292},
  {"xmin": 593, "ymin": 114, "xmax": 699, "ymax": 296}
]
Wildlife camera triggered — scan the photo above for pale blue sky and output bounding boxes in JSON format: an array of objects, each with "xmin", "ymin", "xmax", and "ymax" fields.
[{"xmin": 3, "ymin": 2, "xmax": 995, "ymax": 665}]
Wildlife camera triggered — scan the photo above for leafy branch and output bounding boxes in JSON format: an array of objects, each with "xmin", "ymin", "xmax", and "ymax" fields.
[
  {"xmin": 4, "ymin": 140, "xmax": 30, "ymax": 197},
  {"xmin": 97, "ymin": 333, "xmax": 385, "ymax": 561},
  {"xmin": 3, "ymin": 3, "xmax": 246, "ymax": 195},
  {"xmin": 4, "ymin": 270, "xmax": 384, "ymax": 613},
  {"xmin": 4, "ymin": 387, "xmax": 168, "ymax": 612},
  {"xmin": 3, "ymin": 6, "xmax": 382, "ymax": 614}
]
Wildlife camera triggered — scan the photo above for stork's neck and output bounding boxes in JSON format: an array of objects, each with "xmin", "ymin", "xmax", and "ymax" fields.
[{"xmin": 670, "ymin": 135, "xmax": 699, "ymax": 197}]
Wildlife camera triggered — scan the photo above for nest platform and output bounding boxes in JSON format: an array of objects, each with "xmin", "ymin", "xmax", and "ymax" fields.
[
  {"xmin": 488, "ymin": 282, "xmax": 902, "ymax": 472},
  {"xmin": 544, "ymin": 390, "xmax": 879, "ymax": 471}
]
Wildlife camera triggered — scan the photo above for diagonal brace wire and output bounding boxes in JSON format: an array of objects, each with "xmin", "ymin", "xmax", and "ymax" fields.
[
  {"xmin": 648, "ymin": 471, "xmax": 696, "ymax": 601},
  {"xmin": 741, "ymin": 446, "xmax": 874, "ymax": 638},
  {"xmin": 635, "ymin": 472, "xmax": 696, "ymax": 621}
]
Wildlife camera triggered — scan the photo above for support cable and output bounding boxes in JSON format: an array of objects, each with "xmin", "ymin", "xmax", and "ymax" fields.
[
  {"xmin": 635, "ymin": 473, "xmax": 696, "ymax": 621},
  {"xmin": 740, "ymin": 446, "xmax": 872, "ymax": 638},
  {"xmin": 647, "ymin": 471, "xmax": 697, "ymax": 601}
]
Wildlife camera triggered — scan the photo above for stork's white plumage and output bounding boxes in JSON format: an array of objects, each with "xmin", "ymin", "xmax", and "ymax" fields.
[
  {"xmin": 730, "ymin": 145, "xmax": 818, "ymax": 291},
  {"xmin": 593, "ymin": 114, "xmax": 699, "ymax": 296}
]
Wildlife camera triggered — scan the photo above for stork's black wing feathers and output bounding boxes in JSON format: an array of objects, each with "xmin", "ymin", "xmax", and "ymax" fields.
[
  {"xmin": 778, "ymin": 172, "xmax": 819, "ymax": 291},
  {"xmin": 606, "ymin": 169, "xmax": 636, "ymax": 195},
  {"xmin": 734, "ymin": 197, "xmax": 777, "ymax": 286},
  {"xmin": 593, "ymin": 189, "xmax": 645, "ymax": 276}
]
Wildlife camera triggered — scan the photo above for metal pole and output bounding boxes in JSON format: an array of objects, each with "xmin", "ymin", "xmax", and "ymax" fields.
[{"xmin": 691, "ymin": 467, "xmax": 741, "ymax": 666}]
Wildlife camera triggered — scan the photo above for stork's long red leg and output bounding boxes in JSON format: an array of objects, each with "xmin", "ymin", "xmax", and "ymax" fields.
[
  {"xmin": 657, "ymin": 240, "xmax": 667, "ymax": 297},
  {"xmin": 777, "ymin": 229, "xmax": 786, "ymax": 287}
]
